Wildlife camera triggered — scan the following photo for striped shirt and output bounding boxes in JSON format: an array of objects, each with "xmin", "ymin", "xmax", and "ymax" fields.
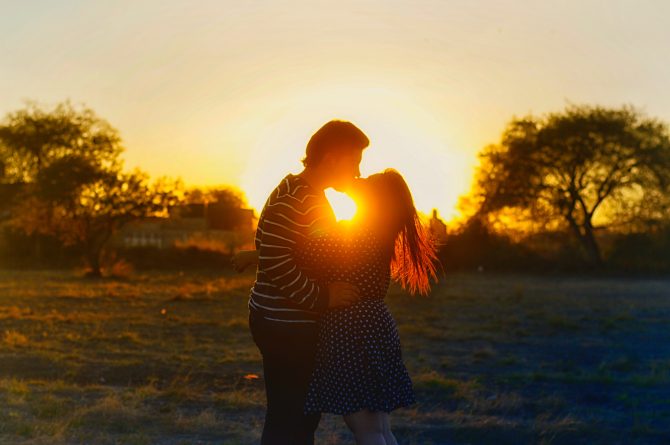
[{"xmin": 249, "ymin": 174, "xmax": 337, "ymax": 324}]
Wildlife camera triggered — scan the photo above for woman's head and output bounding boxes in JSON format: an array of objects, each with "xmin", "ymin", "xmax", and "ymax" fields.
[{"xmin": 352, "ymin": 169, "xmax": 438, "ymax": 295}]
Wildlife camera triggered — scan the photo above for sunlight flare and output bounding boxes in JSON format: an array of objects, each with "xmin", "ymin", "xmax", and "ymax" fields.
[{"xmin": 325, "ymin": 188, "xmax": 357, "ymax": 221}]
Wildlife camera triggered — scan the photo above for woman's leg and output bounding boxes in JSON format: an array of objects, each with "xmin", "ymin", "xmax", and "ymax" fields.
[
  {"xmin": 343, "ymin": 410, "xmax": 387, "ymax": 445},
  {"xmin": 381, "ymin": 413, "xmax": 398, "ymax": 445}
]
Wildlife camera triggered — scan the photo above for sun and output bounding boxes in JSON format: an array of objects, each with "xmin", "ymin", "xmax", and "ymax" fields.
[
  {"xmin": 239, "ymin": 85, "xmax": 476, "ymax": 224},
  {"xmin": 325, "ymin": 188, "xmax": 357, "ymax": 221}
]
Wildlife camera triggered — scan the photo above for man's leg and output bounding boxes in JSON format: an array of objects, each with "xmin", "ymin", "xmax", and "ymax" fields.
[
  {"xmin": 250, "ymin": 313, "xmax": 321, "ymax": 445},
  {"xmin": 261, "ymin": 348, "xmax": 321, "ymax": 444}
]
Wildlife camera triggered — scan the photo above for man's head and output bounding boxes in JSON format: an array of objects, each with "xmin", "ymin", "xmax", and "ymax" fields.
[{"xmin": 302, "ymin": 120, "xmax": 369, "ymax": 191}]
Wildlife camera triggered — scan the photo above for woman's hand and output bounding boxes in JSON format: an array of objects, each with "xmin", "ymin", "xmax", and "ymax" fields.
[{"xmin": 231, "ymin": 249, "xmax": 259, "ymax": 273}]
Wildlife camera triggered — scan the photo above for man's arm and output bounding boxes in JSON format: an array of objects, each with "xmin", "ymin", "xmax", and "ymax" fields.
[
  {"xmin": 234, "ymin": 248, "xmax": 357, "ymax": 308},
  {"xmin": 256, "ymin": 193, "xmax": 357, "ymax": 310},
  {"xmin": 231, "ymin": 249, "xmax": 258, "ymax": 273}
]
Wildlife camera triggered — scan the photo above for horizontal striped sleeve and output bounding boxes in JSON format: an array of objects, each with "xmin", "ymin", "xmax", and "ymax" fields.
[{"xmin": 256, "ymin": 192, "xmax": 330, "ymax": 312}]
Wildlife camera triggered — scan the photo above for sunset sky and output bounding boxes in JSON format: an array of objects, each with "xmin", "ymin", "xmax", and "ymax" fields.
[{"xmin": 2, "ymin": 0, "xmax": 669, "ymax": 220}]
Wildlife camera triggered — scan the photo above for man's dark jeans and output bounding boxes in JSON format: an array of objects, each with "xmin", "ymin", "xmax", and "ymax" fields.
[{"xmin": 249, "ymin": 311, "xmax": 322, "ymax": 445}]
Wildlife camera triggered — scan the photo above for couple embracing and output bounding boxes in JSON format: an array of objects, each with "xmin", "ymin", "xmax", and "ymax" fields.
[{"xmin": 233, "ymin": 120, "xmax": 438, "ymax": 445}]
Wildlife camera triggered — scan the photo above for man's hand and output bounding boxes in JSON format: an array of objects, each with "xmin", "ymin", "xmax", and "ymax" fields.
[
  {"xmin": 231, "ymin": 250, "xmax": 259, "ymax": 273},
  {"xmin": 327, "ymin": 281, "xmax": 361, "ymax": 308}
]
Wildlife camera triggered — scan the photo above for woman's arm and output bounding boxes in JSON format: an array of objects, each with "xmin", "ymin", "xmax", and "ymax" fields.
[{"xmin": 231, "ymin": 249, "xmax": 259, "ymax": 273}]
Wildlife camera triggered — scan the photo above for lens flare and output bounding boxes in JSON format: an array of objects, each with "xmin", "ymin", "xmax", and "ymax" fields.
[{"xmin": 325, "ymin": 188, "xmax": 357, "ymax": 221}]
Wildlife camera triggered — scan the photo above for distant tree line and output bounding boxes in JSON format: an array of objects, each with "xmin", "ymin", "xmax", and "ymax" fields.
[
  {"xmin": 2, "ymin": 100, "xmax": 669, "ymax": 276},
  {"xmin": 0, "ymin": 100, "xmax": 247, "ymax": 277}
]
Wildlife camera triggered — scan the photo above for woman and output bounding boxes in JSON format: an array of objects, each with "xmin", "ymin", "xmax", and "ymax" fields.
[{"xmin": 234, "ymin": 169, "xmax": 438, "ymax": 445}]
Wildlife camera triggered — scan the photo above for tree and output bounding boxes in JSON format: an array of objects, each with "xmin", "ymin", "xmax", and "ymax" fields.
[
  {"xmin": 0, "ymin": 100, "xmax": 122, "ymax": 182},
  {"xmin": 0, "ymin": 100, "xmax": 126, "ymax": 261},
  {"xmin": 69, "ymin": 170, "xmax": 182, "ymax": 277},
  {"xmin": 1, "ymin": 100, "xmax": 184, "ymax": 275},
  {"xmin": 471, "ymin": 104, "xmax": 670, "ymax": 266},
  {"xmin": 11, "ymin": 164, "xmax": 183, "ymax": 276},
  {"xmin": 184, "ymin": 186, "xmax": 246, "ymax": 208},
  {"xmin": 183, "ymin": 185, "xmax": 251, "ymax": 231}
]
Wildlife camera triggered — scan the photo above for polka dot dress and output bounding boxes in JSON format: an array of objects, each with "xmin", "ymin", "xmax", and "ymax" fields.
[{"xmin": 297, "ymin": 225, "xmax": 416, "ymax": 415}]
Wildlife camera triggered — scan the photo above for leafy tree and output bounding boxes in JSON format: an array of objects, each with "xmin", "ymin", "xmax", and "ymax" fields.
[
  {"xmin": 0, "ymin": 100, "xmax": 184, "ymax": 275},
  {"xmin": 183, "ymin": 186, "xmax": 250, "ymax": 231},
  {"xmin": 184, "ymin": 186, "xmax": 246, "ymax": 208},
  {"xmin": 470, "ymin": 104, "xmax": 670, "ymax": 265},
  {"xmin": 0, "ymin": 100, "xmax": 122, "ymax": 182},
  {"xmin": 11, "ymin": 165, "xmax": 183, "ymax": 276}
]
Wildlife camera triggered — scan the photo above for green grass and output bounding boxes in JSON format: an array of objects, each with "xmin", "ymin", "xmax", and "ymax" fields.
[{"xmin": 0, "ymin": 270, "xmax": 669, "ymax": 444}]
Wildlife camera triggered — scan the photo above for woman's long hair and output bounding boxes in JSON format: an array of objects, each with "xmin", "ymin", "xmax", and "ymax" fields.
[{"xmin": 358, "ymin": 169, "xmax": 439, "ymax": 295}]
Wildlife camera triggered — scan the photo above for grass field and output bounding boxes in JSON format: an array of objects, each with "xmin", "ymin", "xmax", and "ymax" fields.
[{"xmin": 0, "ymin": 269, "xmax": 669, "ymax": 444}]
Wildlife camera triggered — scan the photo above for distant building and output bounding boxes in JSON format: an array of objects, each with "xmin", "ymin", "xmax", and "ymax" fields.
[{"xmin": 112, "ymin": 202, "xmax": 256, "ymax": 251}]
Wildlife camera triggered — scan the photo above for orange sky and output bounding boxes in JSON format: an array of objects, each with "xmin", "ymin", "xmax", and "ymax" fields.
[{"xmin": 2, "ymin": 1, "xmax": 669, "ymax": 221}]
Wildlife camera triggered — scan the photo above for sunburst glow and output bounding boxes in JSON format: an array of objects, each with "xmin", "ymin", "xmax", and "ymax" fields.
[
  {"xmin": 239, "ymin": 85, "xmax": 476, "ymax": 224},
  {"xmin": 325, "ymin": 188, "xmax": 357, "ymax": 221}
]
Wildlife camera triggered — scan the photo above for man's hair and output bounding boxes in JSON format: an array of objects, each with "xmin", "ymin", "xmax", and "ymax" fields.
[{"xmin": 302, "ymin": 120, "xmax": 369, "ymax": 168}]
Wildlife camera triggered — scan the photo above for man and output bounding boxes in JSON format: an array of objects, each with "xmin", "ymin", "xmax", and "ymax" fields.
[{"xmin": 247, "ymin": 120, "xmax": 369, "ymax": 444}]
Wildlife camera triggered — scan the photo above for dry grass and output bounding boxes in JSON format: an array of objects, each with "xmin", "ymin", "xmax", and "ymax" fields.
[
  {"xmin": 3, "ymin": 329, "xmax": 30, "ymax": 347},
  {"xmin": 0, "ymin": 269, "xmax": 669, "ymax": 444}
]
